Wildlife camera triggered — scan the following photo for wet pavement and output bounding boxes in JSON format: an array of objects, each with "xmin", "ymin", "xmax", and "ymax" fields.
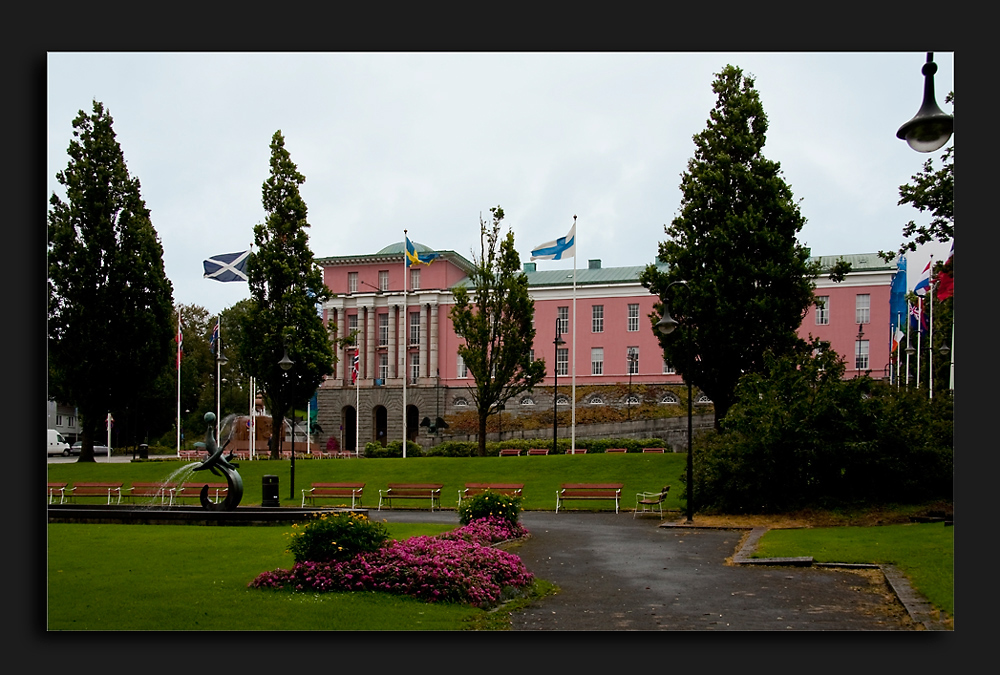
[{"xmin": 377, "ymin": 509, "xmax": 919, "ymax": 631}]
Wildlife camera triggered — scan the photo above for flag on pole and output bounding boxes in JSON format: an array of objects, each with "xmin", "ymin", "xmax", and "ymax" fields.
[
  {"xmin": 176, "ymin": 316, "xmax": 184, "ymax": 368},
  {"xmin": 531, "ymin": 222, "xmax": 576, "ymax": 260},
  {"xmin": 405, "ymin": 237, "xmax": 440, "ymax": 267},
  {"xmin": 351, "ymin": 349, "xmax": 360, "ymax": 384},
  {"xmin": 889, "ymin": 256, "xmax": 907, "ymax": 325},
  {"xmin": 892, "ymin": 326, "xmax": 905, "ymax": 354},
  {"xmin": 203, "ymin": 250, "xmax": 250, "ymax": 282},
  {"xmin": 913, "ymin": 259, "xmax": 932, "ymax": 297},
  {"xmin": 209, "ymin": 319, "xmax": 219, "ymax": 353},
  {"xmin": 936, "ymin": 242, "xmax": 954, "ymax": 301}
]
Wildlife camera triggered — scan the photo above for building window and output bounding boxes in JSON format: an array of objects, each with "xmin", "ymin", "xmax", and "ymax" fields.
[
  {"xmin": 592, "ymin": 305, "xmax": 604, "ymax": 333},
  {"xmin": 660, "ymin": 393, "xmax": 679, "ymax": 404},
  {"xmin": 628, "ymin": 303, "xmax": 640, "ymax": 332},
  {"xmin": 520, "ymin": 397, "xmax": 535, "ymax": 406},
  {"xmin": 589, "ymin": 395, "xmax": 605, "ymax": 405},
  {"xmin": 410, "ymin": 311, "xmax": 420, "ymax": 345},
  {"xmin": 557, "ymin": 306, "xmax": 569, "ymax": 335},
  {"xmin": 627, "ymin": 347, "xmax": 639, "ymax": 375},
  {"xmin": 624, "ymin": 395, "xmax": 640, "ymax": 406},
  {"xmin": 378, "ymin": 313, "xmax": 389, "ymax": 346},
  {"xmin": 410, "ymin": 351, "xmax": 420, "ymax": 382},
  {"xmin": 856, "ymin": 294, "xmax": 870, "ymax": 325},
  {"xmin": 454, "ymin": 397, "xmax": 468, "ymax": 407},
  {"xmin": 378, "ymin": 353, "xmax": 388, "ymax": 381},
  {"xmin": 591, "ymin": 347, "xmax": 604, "ymax": 375},
  {"xmin": 348, "ymin": 314, "xmax": 358, "ymax": 346},
  {"xmin": 556, "ymin": 395, "xmax": 570, "ymax": 406},
  {"xmin": 348, "ymin": 272, "xmax": 358, "ymax": 294},
  {"xmin": 529, "ymin": 349, "xmax": 535, "ymax": 363},
  {"xmin": 855, "ymin": 340, "xmax": 870, "ymax": 370},
  {"xmin": 696, "ymin": 394, "xmax": 713, "ymax": 405},
  {"xmin": 556, "ymin": 347, "xmax": 568, "ymax": 377},
  {"xmin": 457, "ymin": 353, "xmax": 467, "ymax": 378},
  {"xmin": 663, "ymin": 359, "xmax": 675, "ymax": 375},
  {"xmin": 410, "ymin": 267, "xmax": 420, "ymax": 290},
  {"xmin": 815, "ymin": 296, "xmax": 829, "ymax": 325},
  {"xmin": 379, "ymin": 270, "xmax": 389, "ymax": 292}
]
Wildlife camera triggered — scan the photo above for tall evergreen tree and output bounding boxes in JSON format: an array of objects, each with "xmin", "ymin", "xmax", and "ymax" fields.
[
  {"xmin": 48, "ymin": 100, "xmax": 175, "ymax": 461},
  {"xmin": 240, "ymin": 131, "xmax": 334, "ymax": 458},
  {"xmin": 450, "ymin": 207, "xmax": 546, "ymax": 456},
  {"xmin": 640, "ymin": 66, "xmax": 816, "ymax": 427}
]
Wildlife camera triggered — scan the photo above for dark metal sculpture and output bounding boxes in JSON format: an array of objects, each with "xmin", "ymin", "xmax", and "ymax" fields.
[{"xmin": 192, "ymin": 412, "xmax": 244, "ymax": 510}]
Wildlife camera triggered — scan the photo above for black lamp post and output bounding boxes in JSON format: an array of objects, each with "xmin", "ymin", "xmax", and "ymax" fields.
[
  {"xmin": 655, "ymin": 280, "xmax": 692, "ymax": 523},
  {"xmin": 897, "ymin": 52, "xmax": 953, "ymax": 153},
  {"xmin": 855, "ymin": 325, "xmax": 865, "ymax": 377},
  {"xmin": 553, "ymin": 318, "xmax": 566, "ymax": 455},
  {"xmin": 279, "ymin": 346, "xmax": 295, "ymax": 500},
  {"xmin": 626, "ymin": 348, "xmax": 638, "ymax": 421}
]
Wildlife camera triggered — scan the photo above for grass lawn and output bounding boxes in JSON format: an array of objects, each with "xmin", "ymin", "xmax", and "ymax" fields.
[
  {"xmin": 753, "ymin": 522, "xmax": 954, "ymax": 621},
  {"xmin": 46, "ymin": 521, "xmax": 499, "ymax": 630},
  {"xmin": 47, "ymin": 453, "xmax": 687, "ymax": 512}
]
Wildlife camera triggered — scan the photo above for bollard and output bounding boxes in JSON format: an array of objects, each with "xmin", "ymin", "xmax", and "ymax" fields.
[{"xmin": 262, "ymin": 475, "xmax": 280, "ymax": 507}]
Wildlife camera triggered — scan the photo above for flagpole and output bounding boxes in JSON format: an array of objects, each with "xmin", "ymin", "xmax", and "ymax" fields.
[
  {"xmin": 356, "ymin": 368, "xmax": 360, "ymax": 457},
  {"xmin": 905, "ymin": 303, "xmax": 912, "ymax": 386},
  {"xmin": 249, "ymin": 377, "xmax": 255, "ymax": 460},
  {"xmin": 571, "ymin": 217, "xmax": 577, "ymax": 454},
  {"xmin": 215, "ymin": 315, "xmax": 222, "ymax": 440},
  {"xmin": 176, "ymin": 308, "xmax": 182, "ymax": 458},
  {"xmin": 929, "ymin": 265, "xmax": 935, "ymax": 399},
  {"xmin": 402, "ymin": 229, "xmax": 408, "ymax": 459},
  {"xmin": 916, "ymin": 297, "xmax": 922, "ymax": 388}
]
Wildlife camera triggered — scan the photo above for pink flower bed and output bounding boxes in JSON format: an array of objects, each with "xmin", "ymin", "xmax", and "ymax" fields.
[{"xmin": 249, "ymin": 516, "xmax": 533, "ymax": 607}]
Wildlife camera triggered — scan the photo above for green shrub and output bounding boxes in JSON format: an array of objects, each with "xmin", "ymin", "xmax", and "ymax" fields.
[
  {"xmin": 424, "ymin": 441, "xmax": 476, "ymax": 457},
  {"xmin": 458, "ymin": 490, "xmax": 522, "ymax": 527},
  {"xmin": 364, "ymin": 440, "xmax": 423, "ymax": 458},
  {"xmin": 286, "ymin": 511, "xmax": 389, "ymax": 564}
]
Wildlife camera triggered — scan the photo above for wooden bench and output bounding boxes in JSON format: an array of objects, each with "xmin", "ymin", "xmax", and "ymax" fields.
[
  {"xmin": 499, "ymin": 449, "xmax": 521, "ymax": 457},
  {"xmin": 47, "ymin": 482, "xmax": 67, "ymax": 504},
  {"xmin": 527, "ymin": 448, "xmax": 549, "ymax": 456},
  {"xmin": 301, "ymin": 482, "xmax": 365, "ymax": 508},
  {"xmin": 68, "ymin": 482, "xmax": 123, "ymax": 505},
  {"xmin": 567, "ymin": 448, "xmax": 587, "ymax": 454},
  {"xmin": 634, "ymin": 486, "xmax": 670, "ymax": 519},
  {"xmin": 642, "ymin": 448, "xmax": 665, "ymax": 453},
  {"xmin": 179, "ymin": 450, "xmax": 203, "ymax": 461},
  {"xmin": 458, "ymin": 483, "xmax": 524, "ymax": 507},
  {"xmin": 555, "ymin": 483, "xmax": 624, "ymax": 514},
  {"xmin": 170, "ymin": 483, "xmax": 228, "ymax": 506},
  {"xmin": 605, "ymin": 448, "xmax": 627, "ymax": 453},
  {"xmin": 378, "ymin": 483, "xmax": 443, "ymax": 511},
  {"xmin": 124, "ymin": 482, "xmax": 175, "ymax": 505}
]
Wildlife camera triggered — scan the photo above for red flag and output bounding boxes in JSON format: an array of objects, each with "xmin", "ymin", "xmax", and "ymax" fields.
[
  {"xmin": 936, "ymin": 244, "xmax": 954, "ymax": 301},
  {"xmin": 351, "ymin": 349, "xmax": 360, "ymax": 384}
]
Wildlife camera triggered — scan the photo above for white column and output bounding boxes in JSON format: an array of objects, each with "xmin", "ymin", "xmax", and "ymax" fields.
[
  {"xmin": 419, "ymin": 302, "xmax": 429, "ymax": 379},
  {"xmin": 428, "ymin": 299, "xmax": 439, "ymax": 381}
]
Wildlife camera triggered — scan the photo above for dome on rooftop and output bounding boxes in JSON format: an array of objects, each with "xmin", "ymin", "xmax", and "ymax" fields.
[{"xmin": 377, "ymin": 241, "xmax": 434, "ymax": 255}]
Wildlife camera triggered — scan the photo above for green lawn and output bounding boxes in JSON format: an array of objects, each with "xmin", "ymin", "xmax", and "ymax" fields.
[
  {"xmin": 47, "ymin": 453, "xmax": 686, "ymax": 512},
  {"xmin": 47, "ymin": 521, "xmax": 487, "ymax": 630},
  {"xmin": 754, "ymin": 522, "xmax": 954, "ymax": 619}
]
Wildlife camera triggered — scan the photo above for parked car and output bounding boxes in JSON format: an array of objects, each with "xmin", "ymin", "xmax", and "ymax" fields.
[
  {"xmin": 47, "ymin": 429, "xmax": 71, "ymax": 456},
  {"xmin": 70, "ymin": 441, "xmax": 110, "ymax": 456}
]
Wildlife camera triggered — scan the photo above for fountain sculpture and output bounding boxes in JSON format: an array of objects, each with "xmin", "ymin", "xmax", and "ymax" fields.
[{"xmin": 192, "ymin": 412, "xmax": 244, "ymax": 510}]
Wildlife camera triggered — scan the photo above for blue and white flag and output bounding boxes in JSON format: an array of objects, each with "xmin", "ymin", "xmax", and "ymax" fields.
[
  {"xmin": 203, "ymin": 250, "xmax": 250, "ymax": 282},
  {"xmin": 531, "ymin": 223, "xmax": 576, "ymax": 261},
  {"xmin": 209, "ymin": 319, "xmax": 219, "ymax": 353}
]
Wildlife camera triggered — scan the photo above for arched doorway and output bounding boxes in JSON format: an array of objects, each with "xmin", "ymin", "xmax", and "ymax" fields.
[
  {"xmin": 374, "ymin": 405, "xmax": 388, "ymax": 447},
  {"xmin": 406, "ymin": 404, "xmax": 419, "ymax": 444},
  {"xmin": 342, "ymin": 406, "xmax": 357, "ymax": 454}
]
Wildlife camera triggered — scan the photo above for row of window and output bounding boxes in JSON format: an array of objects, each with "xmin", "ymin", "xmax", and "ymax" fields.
[
  {"xmin": 347, "ymin": 269, "xmax": 421, "ymax": 294},
  {"xmin": 815, "ymin": 294, "xmax": 870, "ymax": 326},
  {"xmin": 451, "ymin": 392, "xmax": 710, "ymax": 407},
  {"xmin": 457, "ymin": 348, "xmax": 675, "ymax": 378},
  {"xmin": 552, "ymin": 304, "xmax": 643, "ymax": 334}
]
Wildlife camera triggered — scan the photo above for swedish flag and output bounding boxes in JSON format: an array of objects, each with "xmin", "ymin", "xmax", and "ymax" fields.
[{"xmin": 405, "ymin": 237, "xmax": 440, "ymax": 267}]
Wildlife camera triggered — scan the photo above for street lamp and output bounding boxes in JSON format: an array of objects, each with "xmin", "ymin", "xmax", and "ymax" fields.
[
  {"xmin": 897, "ymin": 52, "xmax": 953, "ymax": 153},
  {"xmin": 626, "ymin": 348, "xmax": 638, "ymax": 421},
  {"xmin": 655, "ymin": 280, "xmax": 693, "ymax": 523},
  {"xmin": 279, "ymin": 346, "xmax": 295, "ymax": 500},
  {"xmin": 855, "ymin": 325, "xmax": 865, "ymax": 378},
  {"xmin": 215, "ymin": 338, "xmax": 228, "ymax": 440},
  {"xmin": 553, "ymin": 318, "xmax": 566, "ymax": 455}
]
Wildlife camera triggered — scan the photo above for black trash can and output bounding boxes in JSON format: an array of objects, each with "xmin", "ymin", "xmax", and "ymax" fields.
[
  {"xmin": 262, "ymin": 475, "xmax": 280, "ymax": 507},
  {"xmin": 138, "ymin": 443, "xmax": 149, "ymax": 459}
]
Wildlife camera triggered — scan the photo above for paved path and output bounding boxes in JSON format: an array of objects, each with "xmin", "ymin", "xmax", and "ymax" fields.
[{"xmin": 377, "ymin": 509, "xmax": 917, "ymax": 631}]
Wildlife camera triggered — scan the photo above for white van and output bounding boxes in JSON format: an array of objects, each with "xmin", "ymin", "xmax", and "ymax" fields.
[{"xmin": 48, "ymin": 429, "xmax": 71, "ymax": 457}]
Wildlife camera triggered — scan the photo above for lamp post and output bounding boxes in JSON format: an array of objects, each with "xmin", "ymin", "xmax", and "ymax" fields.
[
  {"xmin": 897, "ymin": 52, "xmax": 954, "ymax": 153},
  {"xmin": 626, "ymin": 348, "xmax": 638, "ymax": 421},
  {"xmin": 279, "ymin": 346, "xmax": 295, "ymax": 500},
  {"xmin": 553, "ymin": 318, "xmax": 566, "ymax": 455},
  {"xmin": 215, "ymin": 337, "xmax": 228, "ymax": 441},
  {"xmin": 655, "ymin": 280, "xmax": 692, "ymax": 523},
  {"xmin": 855, "ymin": 325, "xmax": 865, "ymax": 378}
]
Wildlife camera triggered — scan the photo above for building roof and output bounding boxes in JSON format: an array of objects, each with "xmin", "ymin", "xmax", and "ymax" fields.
[
  {"xmin": 521, "ymin": 262, "xmax": 669, "ymax": 288},
  {"xmin": 809, "ymin": 252, "xmax": 896, "ymax": 273},
  {"xmin": 317, "ymin": 242, "xmax": 475, "ymax": 272}
]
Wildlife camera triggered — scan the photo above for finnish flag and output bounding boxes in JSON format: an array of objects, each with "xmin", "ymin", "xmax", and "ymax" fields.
[
  {"xmin": 530, "ymin": 223, "xmax": 576, "ymax": 261},
  {"xmin": 203, "ymin": 250, "xmax": 250, "ymax": 282}
]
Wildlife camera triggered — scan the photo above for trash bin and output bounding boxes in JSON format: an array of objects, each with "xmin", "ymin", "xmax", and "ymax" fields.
[
  {"xmin": 262, "ymin": 475, "xmax": 280, "ymax": 507},
  {"xmin": 138, "ymin": 443, "xmax": 149, "ymax": 459}
]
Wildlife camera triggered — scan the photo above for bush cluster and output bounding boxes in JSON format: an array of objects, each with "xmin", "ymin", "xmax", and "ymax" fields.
[
  {"xmin": 422, "ymin": 438, "xmax": 669, "ymax": 457},
  {"xmin": 363, "ymin": 440, "xmax": 423, "ymax": 458},
  {"xmin": 458, "ymin": 490, "xmax": 522, "ymax": 527},
  {"xmin": 690, "ymin": 344, "xmax": 954, "ymax": 514},
  {"xmin": 286, "ymin": 512, "xmax": 389, "ymax": 564}
]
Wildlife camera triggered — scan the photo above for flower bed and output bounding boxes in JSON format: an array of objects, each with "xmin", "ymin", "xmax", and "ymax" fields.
[{"xmin": 249, "ymin": 516, "xmax": 533, "ymax": 607}]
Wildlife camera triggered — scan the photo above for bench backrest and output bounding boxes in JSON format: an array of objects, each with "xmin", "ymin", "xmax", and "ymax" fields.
[
  {"xmin": 605, "ymin": 448, "xmax": 627, "ymax": 453},
  {"xmin": 527, "ymin": 449, "xmax": 549, "ymax": 455},
  {"xmin": 642, "ymin": 448, "xmax": 665, "ymax": 453},
  {"xmin": 561, "ymin": 483, "xmax": 623, "ymax": 490},
  {"xmin": 311, "ymin": 483, "xmax": 364, "ymax": 490},
  {"xmin": 464, "ymin": 483, "xmax": 524, "ymax": 493},
  {"xmin": 387, "ymin": 483, "xmax": 442, "ymax": 489},
  {"xmin": 499, "ymin": 449, "xmax": 520, "ymax": 456},
  {"xmin": 567, "ymin": 449, "xmax": 587, "ymax": 454},
  {"xmin": 72, "ymin": 482, "xmax": 123, "ymax": 489}
]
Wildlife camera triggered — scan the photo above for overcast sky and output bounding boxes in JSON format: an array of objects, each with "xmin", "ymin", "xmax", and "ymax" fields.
[{"xmin": 46, "ymin": 52, "xmax": 954, "ymax": 317}]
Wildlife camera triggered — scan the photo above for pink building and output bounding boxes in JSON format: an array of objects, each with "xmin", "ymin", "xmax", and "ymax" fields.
[{"xmin": 316, "ymin": 242, "xmax": 897, "ymax": 450}]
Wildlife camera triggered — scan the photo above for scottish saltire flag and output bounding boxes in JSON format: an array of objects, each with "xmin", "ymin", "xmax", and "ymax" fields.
[
  {"xmin": 913, "ymin": 259, "xmax": 932, "ymax": 297},
  {"xmin": 531, "ymin": 223, "xmax": 576, "ymax": 261},
  {"xmin": 209, "ymin": 320, "xmax": 219, "ymax": 353},
  {"xmin": 351, "ymin": 349, "xmax": 360, "ymax": 384},
  {"xmin": 203, "ymin": 250, "xmax": 250, "ymax": 282},
  {"xmin": 405, "ymin": 237, "xmax": 440, "ymax": 267}
]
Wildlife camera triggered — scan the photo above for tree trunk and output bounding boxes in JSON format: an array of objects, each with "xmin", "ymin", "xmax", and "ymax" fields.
[
  {"xmin": 269, "ymin": 409, "xmax": 286, "ymax": 460},
  {"xmin": 477, "ymin": 412, "xmax": 488, "ymax": 457}
]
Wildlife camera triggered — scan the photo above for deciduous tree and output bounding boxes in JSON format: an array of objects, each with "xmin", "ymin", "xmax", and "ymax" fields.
[
  {"xmin": 640, "ymin": 65, "xmax": 816, "ymax": 427},
  {"xmin": 450, "ymin": 207, "xmax": 546, "ymax": 456}
]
